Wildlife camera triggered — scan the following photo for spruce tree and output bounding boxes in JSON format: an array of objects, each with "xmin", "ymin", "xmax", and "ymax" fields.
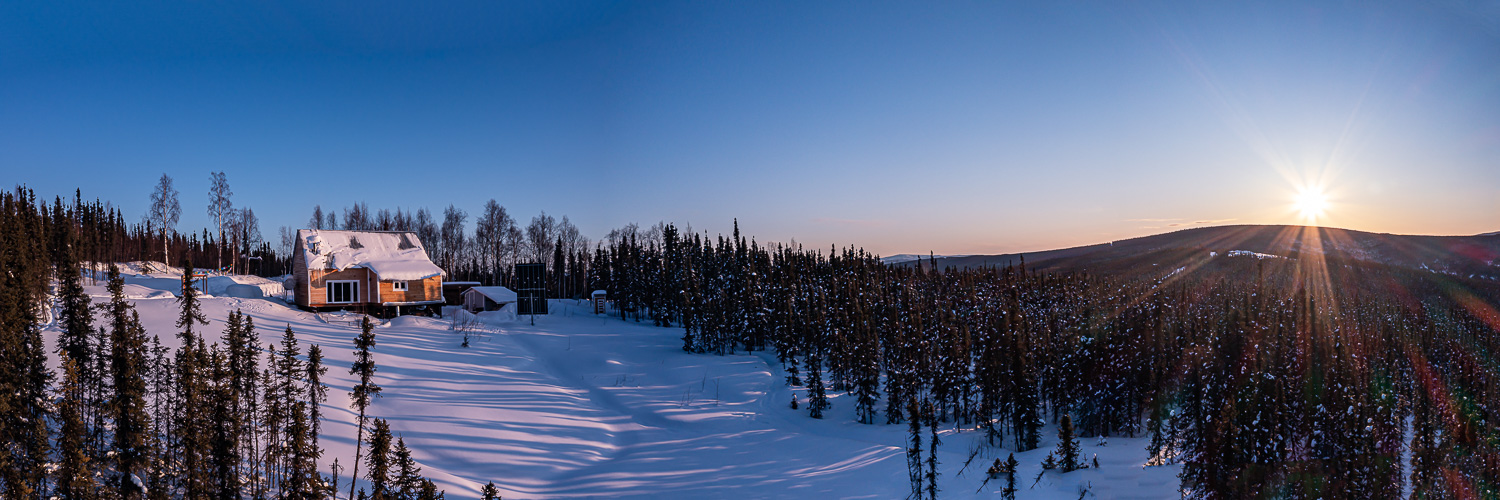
[
  {"xmin": 88, "ymin": 306, "xmax": 114, "ymax": 466},
  {"xmin": 785, "ymin": 349, "xmax": 801, "ymax": 387},
  {"xmin": 168, "ymin": 260, "xmax": 211, "ymax": 495},
  {"xmin": 393, "ymin": 436, "xmax": 423, "ymax": 500},
  {"xmin": 806, "ymin": 353, "xmax": 829, "ymax": 419},
  {"xmin": 54, "ymin": 205, "xmax": 96, "ymax": 418},
  {"xmin": 1002, "ymin": 453, "xmax": 1019, "ymax": 500},
  {"xmin": 144, "ymin": 334, "xmax": 171, "ymax": 498},
  {"xmin": 222, "ymin": 310, "xmax": 261, "ymax": 491},
  {"xmin": 1012, "ymin": 367, "xmax": 1041, "ymax": 451},
  {"xmin": 852, "ymin": 335, "xmax": 880, "ymax": 425},
  {"xmin": 906, "ymin": 398, "xmax": 923, "ymax": 499},
  {"xmin": 924, "ymin": 400, "xmax": 940, "ymax": 500},
  {"xmin": 174, "ymin": 336, "xmax": 214, "ymax": 497},
  {"xmin": 416, "ymin": 479, "xmax": 441, "ymax": 500},
  {"xmin": 0, "ymin": 188, "xmax": 53, "ymax": 497},
  {"xmin": 349, "ymin": 316, "xmax": 383, "ymax": 500},
  {"xmin": 283, "ymin": 401, "xmax": 315, "ymax": 498},
  {"xmin": 171, "ymin": 260, "xmax": 213, "ymax": 498},
  {"xmin": 307, "ymin": 344, "xmax": 329, "ymax": 467},
  {"xmin": 481, "ymin": 481, "xmax": 501, "ymax": 500},
  {"xmin": 104, "ymin": 266, "xmax": 152, "ymax": 497},
  {"xmin": 9, "ymin": 291, "xmax": 53, "ymax": 497},
  {"xmin": 1144, "ymin": 402, "xmax": 1171, "ymax": 466},
  {"xmin": 1057, "ymin": 414, "xmax": 1080, "ymax": 472},
  {"xmin": 207, "ymin": 345, "xmax": 241, "ymax": 498},
  {"xmin": 260, "ymin": 346, "xmax": 285, "ymax": 493},
  {"xmin": 56, "ymin": 354, "xmax": 95, "ymax": 500},
  {"xmin": 275, "ymin": 326, "xmax": 306, "ymax": 432},
  {"xmin": 365, "ymin": 419, "xmax": 394, "ymax": 500},
  {"xmin": 175, "ymin": 259, "xmax": 208, "ymax": 344},
  {"xmin": 223, "ymin": 309, "xmax": 265, "ymax": 489}
]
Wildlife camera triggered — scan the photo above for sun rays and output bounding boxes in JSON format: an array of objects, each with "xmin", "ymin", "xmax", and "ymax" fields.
[{"xmin": 1294, "ymin": 187, "xmax": 1330, "ymax": 222}]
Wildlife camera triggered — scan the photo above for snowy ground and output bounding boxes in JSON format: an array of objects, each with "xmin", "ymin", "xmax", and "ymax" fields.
[{"xmin": 45, "ymin": 266, "xmax": 1181, "ymax": 499}]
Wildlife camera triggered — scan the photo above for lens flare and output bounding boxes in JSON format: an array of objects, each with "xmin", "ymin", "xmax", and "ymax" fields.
[{"xmin": 1294, "ymin": 187, "xmax": 1329, "ymax": 222}]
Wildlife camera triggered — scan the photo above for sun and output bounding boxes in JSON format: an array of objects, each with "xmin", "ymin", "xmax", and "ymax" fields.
[{"xmin": 1293, "ymin": 187, "xmax": 1329, "ymax": 222}]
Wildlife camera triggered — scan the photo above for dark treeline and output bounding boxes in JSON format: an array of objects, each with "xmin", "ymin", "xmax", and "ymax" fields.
[
  {"xmin": 1, "ymin": 186, "xmax": 456, "ymax": 499},
  {"xmin": 0, "ymin": 187, "xmax": 275, "ymax": 278},
  {"xmin": 0, "ymin": 182, "xmax": 284, "ymax": 279},
  {"xmin": 587, "ymin": 219, "xmax": 1500, "ymax": 498}
]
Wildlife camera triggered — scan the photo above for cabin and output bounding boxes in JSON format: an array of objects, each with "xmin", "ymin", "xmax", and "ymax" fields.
[
  {"xmin": 292, "ymin": 229, "xmax": 445, "ymax": 314},
  {"xmin": 463, "ymin": 286, "xmax": 518, "ymax": 313}
]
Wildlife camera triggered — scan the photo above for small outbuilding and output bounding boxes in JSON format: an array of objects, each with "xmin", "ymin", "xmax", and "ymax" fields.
[
  {"xmin": 463, "ymin": 286, "xmax": 518, "ymax": 313},
  {"xmin": 442, "ymin": 281, "xmax": 482, "ymax": 306},
  {"xmin": 591, "ymin": 290, "xmax": 608, "ymax": 314}
]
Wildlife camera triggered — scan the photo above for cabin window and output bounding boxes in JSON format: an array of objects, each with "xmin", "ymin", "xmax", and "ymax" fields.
[
  {"xmin": 327, "ymin": 280, "xmax": 359, "ymax": 304},
  {"xmin": 392, "ymin": 281, "xmax": 408, "ymax": 291}
]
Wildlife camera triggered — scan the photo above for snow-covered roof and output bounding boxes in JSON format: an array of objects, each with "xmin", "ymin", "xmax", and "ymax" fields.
[
  {"xmin": 298, "ymin": 229, "xmax": 445, "ymax": 281},
  {"xmin": 592, "ymin": 290, "xmax": 608, "ymax": 297},
  {"xmin": 464, "ymin": 286, "xmax": 518, "ymax": 304}
]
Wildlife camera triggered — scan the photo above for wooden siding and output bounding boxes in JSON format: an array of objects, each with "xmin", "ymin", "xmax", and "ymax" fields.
[
  {"xmin": 293, "ymin": 229, "xmax": 444, "ymax": 309},
  {"xmin": 301, "ymin": 268, "xmax": 442, "ymax": 308},
  {"xmin": 377, "ymin": 276, "xmax": 442, "ymax": 304},
  {"xmin": 304, "ymin": 268, "xmax": 376, "ymax": 308}
]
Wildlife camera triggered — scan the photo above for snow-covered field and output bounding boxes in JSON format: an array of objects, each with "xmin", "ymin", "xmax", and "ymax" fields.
[{"xmin": 46, "ymin": 266, "xmax": 1181, "ymax": 499}]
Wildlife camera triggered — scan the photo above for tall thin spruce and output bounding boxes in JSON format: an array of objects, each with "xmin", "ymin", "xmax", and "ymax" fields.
[
  {"xmin": 906, "ymin": 398, "xmax": 923, "ymax": 499},
  {"xmin": 349, "ymin": 316, "xmax": 382, "ymax": 500},
  {"xmin": 106, "ymin": 265, "xmax": 151, "ymax": 497}
]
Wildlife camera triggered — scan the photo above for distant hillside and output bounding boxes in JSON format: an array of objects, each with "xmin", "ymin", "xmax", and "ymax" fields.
[{"xmin": 912, "ymin": 225, "xmax": 1500, "ymax": 281}]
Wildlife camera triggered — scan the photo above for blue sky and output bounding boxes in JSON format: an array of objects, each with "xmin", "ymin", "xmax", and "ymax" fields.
[{"xmin": 2, "ymin": 1, "xmax": 1497, "ymax": 255}]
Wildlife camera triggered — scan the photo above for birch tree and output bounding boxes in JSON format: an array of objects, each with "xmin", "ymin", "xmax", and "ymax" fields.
[
  {"xmin": 207, "ymin": 172, "xmax": 233, "ymax": 272},
  {"xmin": 146, "ymin": 174, "xmax": 181, "ymax": 266}
]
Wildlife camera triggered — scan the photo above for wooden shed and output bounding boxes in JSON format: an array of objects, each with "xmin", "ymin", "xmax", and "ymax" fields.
[
  {"xmin": 463, "ymin": 286, "xmax": 518, "ymax": 312},
  {"xmin": 442, "ymin": 281, "xmax": 482, "ymax": 306},
  {"xmin": 292, "ymin": 229, "xmax": 445, "ymax": 313},
  {"xmin": 591, "ymin": 290, "xmax": 608, "ymax": 314}
]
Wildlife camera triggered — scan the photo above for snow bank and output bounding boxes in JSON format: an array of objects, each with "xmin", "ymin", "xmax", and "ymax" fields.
[
  {"xmin": 387, "ymin": 316, "xmax": 427, "ymax": 328},
  {"xmin": 301, "ymin": 230, "xmax": 443, "ymax": 281},
  {"xmin": 477, "ymin": 308, "xmax": 517, "ymax": 324},
  {"xmin": 87, "ymin": 262, "xmax": 288, "ymax": 300},
  {"xmin": 223, "ymin": 284, "xmax": 264, "ymax": 299},
  {"xmin": 444, "ymin": 305, "xmax": 515, "ymax": 325},
  {"xmin": 85, "ymin": 283, "xmax": 175, "ymax": 300},
  {"xmin": 447, "ymin": 308, "xmax": 476, "ymax": 323},
  {"xmin": 202, "ymin": 275, "xmax": 285, "ymax": 297}
]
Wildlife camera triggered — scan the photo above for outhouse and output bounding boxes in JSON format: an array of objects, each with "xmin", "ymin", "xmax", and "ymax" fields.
[{"xmin": 591, "ymin": 290, "xmax": 608, "ymax": 314}]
